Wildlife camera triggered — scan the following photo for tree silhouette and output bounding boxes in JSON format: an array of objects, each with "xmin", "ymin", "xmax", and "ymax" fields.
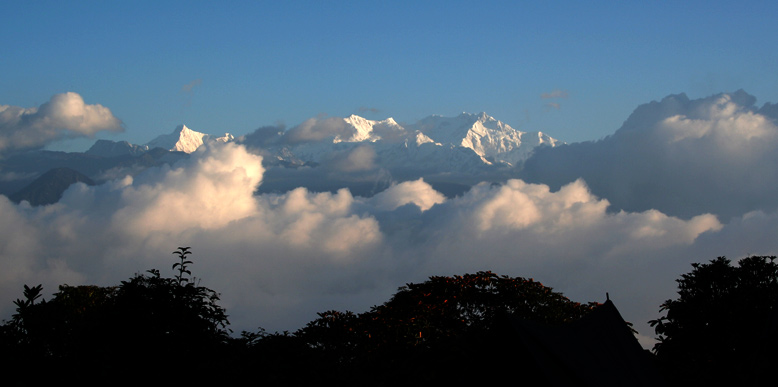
[
  {"xmin": 293, "ymin": 271, "xmax": 600, "ymax": 384},
  {"xmin": 2, "ymin": 263, "xmax": 610, "ymax": 384},
  {"xmin": 1, "ymin": 248, "xmax": 231, "ymax": 385},
  {"xmin": 650, "ymin": 255, "xmax": 778, "ymax": 385}
]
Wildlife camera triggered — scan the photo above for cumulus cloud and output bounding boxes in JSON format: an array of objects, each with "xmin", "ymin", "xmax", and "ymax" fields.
[
  {"xmin": 418, "ymin": 179, "xmax": 720, "ymax": 256},
  {"xmin": 0, "ymin": 143, "xmax": 386, "ymax": 327},
  {"xmin": 111, "ymin": 143, "xmax": 264, "ymax": 234},
  {"xmin": 368, "ymin": 178, "xmax": 446, "ymax": 212},
  {"xmin": 521, "ymin": 90, "xmax": 778, "ymax": 219},
  {"xmin": 238, "ymin": 124, "xmax": 286, "ymax": 150},
  {"xmin": 0, "ymin": 196, "xmax": 85, "ymax": 301},
  {"xmin": 0, "ymin": 92, "xmax": 123, "ymax": 154},
  {"xmin": 282, "ymin": 116, "xmax": 355, "ymax": 144}
]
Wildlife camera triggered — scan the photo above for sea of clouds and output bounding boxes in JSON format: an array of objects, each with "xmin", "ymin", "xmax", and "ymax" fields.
[{"xmin": 3, "ymin": 90, "xmax": 778, "ymax": 347}]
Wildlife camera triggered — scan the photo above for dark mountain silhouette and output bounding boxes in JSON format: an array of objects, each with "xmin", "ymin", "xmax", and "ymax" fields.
[
  {"xmin": 9, "ymin": 168, "xmax": 96, "ymax": 206},
  {"xmin": 0, "ymin": 148, "xmax": 188, "ymax": 200},
  {"xmin": 85, "ymin": 139, "xmax": 149, "ymax": 157}
]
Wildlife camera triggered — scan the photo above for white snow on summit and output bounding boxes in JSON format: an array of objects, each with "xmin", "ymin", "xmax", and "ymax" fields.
[
  {"xmin": 408, "ymin": 112, "xmax": 559, "ymax": 165},
  {"xmin": 261, "ymin": 113, "xmax": 560, "ymax": 172},
  {"xmin": 134, "ymin": 113, "xmax": 556, "ymax": 171},
  {"xmin": 340, "ymin": 115, "xmax": 408, "ymax": 143},
  {"xmin": 145, "ymin": 125, "xmax": 234, "ymax": 153}
]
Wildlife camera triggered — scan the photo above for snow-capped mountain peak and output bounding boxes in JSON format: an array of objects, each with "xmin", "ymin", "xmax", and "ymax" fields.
[
  {"xmin": 212, "ymin": 133, "xmax": 235, "ymax": 144},
  {"xmin": 343, "ymin": 115, "xmax": 378, "ymax": 142},
  {"xmin": 263, "ymin": 112, "xmax": 560, "ymax": 172},
  {"xmin": 536, "ymin": 131, "xmax": 560, "ymax": 147},
  {"xmin": 145, "ymin": 124, "xmax": 234, "ymax": 153},
  {"xmin": 341, "ymin": 115, "xmax": 407, "ymax": 143},
  {"xmin": 407, "ymin": 112, "xmax": 553, "ymax": 165}
]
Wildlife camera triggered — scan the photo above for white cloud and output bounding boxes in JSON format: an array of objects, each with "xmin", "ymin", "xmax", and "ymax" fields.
[
  {"xmin": 0, "ymin": 92, "xmax": 123, "ymax": 153},
  {"xmin": 660, "ymin": 94, "xmax": 775, "ymax": 143},
  {"xmin": 110, "ymin": 143, "xmax": 264, "ymax": 234},
  {"xmin": 541, "ymin": 89, "xmax": 569, "ymax": 99},
  {"xmin": 323, "ymin": 145, "xmax": 377, "ymax": 172},
  {"xmin": 368, "ymin": 178, "xmax": 446, "ymax": 212},
  {"xmin": 181, "ymin": 78, "xmax": 202, "ymax": 94},
  {"xmin": 521, "ymin": 90, "xmax": 778, "ymax": 219},
  {"xmin": 420, "ymin": 179, "xmax": 720, "ymax": 257},
  {"xmin": 282, "ymin": 116, "xmax": 354, "ymax": 144}
]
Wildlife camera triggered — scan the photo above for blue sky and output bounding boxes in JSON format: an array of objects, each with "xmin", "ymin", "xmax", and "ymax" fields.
[{"xmin": 3, "ymin": 1, "xmax": 777, "ymax": 149}]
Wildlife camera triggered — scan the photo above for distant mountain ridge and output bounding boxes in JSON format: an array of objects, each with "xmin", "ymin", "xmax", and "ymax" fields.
[
  {"xmin": 83, "ymin": 113, "xmax": 558, "ymax": 166},
  {"xmin": 0, "ymin": 113, "xmax": 562, "ymax": 205},
  {"xmin": 258, "ymin": 112, "xmax": 560, "ymax": 168},
  {"xmin": 9, "ymin": 167, "xmax": 96, "ymax": 206},
  {"xmin": 246, "ymin": 112, "xmax": 562, "ymax": 197},
  {"xmin": 0, "ymin": 148, "xmax": 188, "ymax": 205},
  {"xmin": 75, "ymin": 114, "xmax": 560, "ymax": 198},
  {"xmin": 86, "ymin": 125, "xmax": 235, "ymax": 158},
  {"xmin": 86, "ymin": 140, "xmax": 149, "ymax": 157}
]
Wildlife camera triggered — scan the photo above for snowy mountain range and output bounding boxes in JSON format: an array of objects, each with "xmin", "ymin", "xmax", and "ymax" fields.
[
  {"xmin": 1, "ymin": 112, "xmax": 561, "ymax": 204},
  {"xmin": 408, "ymin": 112, "xmax": 559, "ymax": 166},
  {"xmin": 255, "ymin": 112, "xmax": 559, "ymax": 168},
  {"xmin": 82, "ymin": 112, "xmax": 559, "ymax": 167},
  {"xmin": 85, "ymin": 124, "xmax": 234, "ymax": 157}
]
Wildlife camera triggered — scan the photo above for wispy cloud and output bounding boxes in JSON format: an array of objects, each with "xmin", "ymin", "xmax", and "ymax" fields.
[
  {"xmin": 541, "ymin": 89, "xmax": 569, "ymax": 99},
  {"xmin": 181, "ymin": 78, "xmax": 203, "ymax": 95}
]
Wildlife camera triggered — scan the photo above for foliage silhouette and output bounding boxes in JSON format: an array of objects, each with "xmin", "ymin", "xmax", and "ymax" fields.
[
  {"xmin": 172, "ymin": 246, "xmax": 194, "ymax": 285},
  {"xmin": 293, "ymin": 271, "xmax": 600, "ymax": 384},
  {"xmin": 7, "ymin": 284, "xmax": 43, "ymax": 337},
  {"xmin": 649, "ymin": 255, "xmax": 778, "ymax": 385},
  {"xmin": 2, "ymin": 262, "xmax": 613, "ymax": 384},
  {"xmin": 1, "ymin": 248, "xmax": 231, "ymax": 385}
]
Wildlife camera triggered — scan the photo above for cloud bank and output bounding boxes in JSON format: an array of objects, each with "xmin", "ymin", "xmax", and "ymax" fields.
[
  {"xmin": 0, "ymin": 140, "xmax": 749, "ymax": 347},
  {"xmin": 0, "ymin": 93, "xmax": 123, "ymax": 154},
  {"xmin": 521, "ymin": 90, "xmax": 778, "ymax": 220}
]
